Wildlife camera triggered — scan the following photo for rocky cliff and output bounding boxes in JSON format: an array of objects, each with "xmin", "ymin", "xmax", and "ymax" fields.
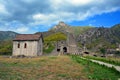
[{"xmin": 77, "ymin": 24, "xmax": 120, "ymax": 50}]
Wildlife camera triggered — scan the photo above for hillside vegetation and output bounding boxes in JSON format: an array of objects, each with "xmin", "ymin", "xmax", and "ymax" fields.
[
  {"xmin": 43, "ymin": 32, "xmax": 67, "ymax": 53},
  {"xmin": 77, "ymin": 24, "xmax": 120, "ymax": 52},
  {"xmin": 0, "ymin": 31, "xmax": 17, "ymax": 55},
  {"xmin": 0, "ymin": 40, "xmax": 12, "ymax": 55},
  {"xmin": 71, "ymin": 26, "xmax": 92, "ymax": 36},
  {"xmin": 44, "ymin": 32, "xmax": 67, "ymax": 42}
]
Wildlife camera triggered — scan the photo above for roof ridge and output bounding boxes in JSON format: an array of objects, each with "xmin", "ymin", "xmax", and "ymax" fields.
[{"xmin": 13, "ymin": 34, "xmax": 42, "ymax": 41}]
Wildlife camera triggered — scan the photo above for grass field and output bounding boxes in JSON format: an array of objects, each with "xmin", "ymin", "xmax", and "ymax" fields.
[
  {"xmin": 0, "ymin": 56, "xmax": 87, "ymax": 80},
  {"xmin": 0, "ymin": 55, "xmax": 120, "ymax": 80}
]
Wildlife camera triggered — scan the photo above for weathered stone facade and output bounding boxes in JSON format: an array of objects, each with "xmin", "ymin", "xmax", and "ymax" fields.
[
  {"xmin": 67, "ymin": 33, "xmax": 79, "ymax": 54},
  {"xmin": 12, "ymin": 34, "xmax": 43, "ymax": 56},
  {"xmin": 56, "ymin": 33, "xmax": 79, "ymax": 55}
]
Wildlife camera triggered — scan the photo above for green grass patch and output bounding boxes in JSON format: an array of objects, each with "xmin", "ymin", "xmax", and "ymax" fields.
[
  {"xmin": 49, "ymin": 56, "xmax": 57, "ymax": 59},
  {"xmin": 57, "ymin": 73, "xmax": 68, "ymax": 77},
  {"xmin": 70, "ymin": 55, "xmax": 120, "ymax": 80},
  {"xmin": 43, "ymin": 43, "xmax": 55, "ymax": 54}
]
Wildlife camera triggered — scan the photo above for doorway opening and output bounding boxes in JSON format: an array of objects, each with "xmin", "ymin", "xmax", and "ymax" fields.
[{"xmin": 63, "ymin": 47, "xmax": 67, "ymax": 53}]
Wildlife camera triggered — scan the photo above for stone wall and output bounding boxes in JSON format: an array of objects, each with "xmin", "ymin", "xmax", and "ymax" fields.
[
  {"xmin": 67, "ymin": 33, "xmax": 79, "ymax": 54},
  {"xmin": 12, "ymin": 40, "xmax": 41, "ymax": 56},
  {"xmin": 37, "ymin": 38, "xmax": 43, "ymax": 56}
]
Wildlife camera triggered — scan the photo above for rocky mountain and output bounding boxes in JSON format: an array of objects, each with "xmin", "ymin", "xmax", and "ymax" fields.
[
  {"xmin": 0, "ymin": 31, "xmax": 18, "ymax": 41},
  {"xmin": 111, "ymin": 24, "xmax": 120, "ymax": 40},
  {"xmin": 77, "ymin": 24, "xmax": 120, "ymax": 51},
  {"xmin": 50, "ymin": 21, "xmax": 92, "ymax": 36},
  {"xmin": 50, "ymin": 21, "xmax": 73, "ymax": 33},
  {"xmin": 49, "ymin": 22, "xmax": 120, "ymax": 52}
]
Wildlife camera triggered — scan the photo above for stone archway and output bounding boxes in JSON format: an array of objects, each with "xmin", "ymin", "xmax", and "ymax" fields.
[
  {"xmin": 84, "ymin": 52, "xmax": 89, "ymax": 54},
  {"xmin": 57, "ymin": 49, "xmax": 60, "ymax": 52},
  {"xmin": 63, "ymin": 47, "xmax": 67, "ymax": 53}
]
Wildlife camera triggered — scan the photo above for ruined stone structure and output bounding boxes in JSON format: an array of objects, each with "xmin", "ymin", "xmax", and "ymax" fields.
[
  {"xmin": 67, "ymin": 33, "xmax": 79, "ymax": 54},
  {"xmin": 56, "ymin": 40, "xmax": 68, "ymax": 55},
  {"xmin": 12, "ymin": 34, "xmax": 43, "ymax": 56},
  {"xmin": 56, "ymin": 33, "xmax": 79, "ymax": 55}
]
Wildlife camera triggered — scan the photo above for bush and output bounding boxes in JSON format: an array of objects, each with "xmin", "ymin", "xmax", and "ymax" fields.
[
  {"xmin": 0, "ymin": 40, "xmax": 12, "ymax": 55},
  {"xmin": 43, "ymin": 43, "xmax": 55, "ymax": 54}
]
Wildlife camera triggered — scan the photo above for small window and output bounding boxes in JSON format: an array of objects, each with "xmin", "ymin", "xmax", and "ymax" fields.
[
  {"xmin": 24, "ymin": 43, "xmax": 27, "ymax": 48},
  {"xmin": 18, "ymin": 43, "xmax": 20, "ymax": 48}
]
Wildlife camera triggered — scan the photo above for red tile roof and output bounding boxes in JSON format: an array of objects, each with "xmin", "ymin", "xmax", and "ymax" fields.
[{"xmin": 13, "ymin": 34, "xmax": 42, "ymax": 41}]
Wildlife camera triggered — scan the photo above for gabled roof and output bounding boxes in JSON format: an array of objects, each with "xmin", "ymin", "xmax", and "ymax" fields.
[{"xmin": 13, "ymin": 34, "xmax": 42, "ymax": 41}]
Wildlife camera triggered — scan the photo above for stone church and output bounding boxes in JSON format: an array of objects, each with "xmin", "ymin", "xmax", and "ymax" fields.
[{"xmin": 12, "ymin": 34, "xmax": 43, "ymax": 56}]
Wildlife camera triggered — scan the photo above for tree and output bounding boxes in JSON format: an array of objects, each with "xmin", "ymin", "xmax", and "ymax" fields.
[
  {"xmin": 0, "ymin": 40, "xmax": 12, "ymax": 55},
  {"xmin": 100, "ymin": 47, "xmax": 106, "ymax": 56},
  {"xmin": 115, "ymin": 51, "xmax": 120, "ymax": 57}
]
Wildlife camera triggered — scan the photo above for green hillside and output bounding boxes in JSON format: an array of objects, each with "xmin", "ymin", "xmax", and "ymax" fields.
[
  {"xmin": 71, "ymin": 26, "xmax": 92, "ymax": 36},
  {"xmin": 43, "ymin": 32, "xmax": 67, "ymax": 53},
  {"xmin": 44, "ymin": 32, "xmax": 67, "ymax": 42}
]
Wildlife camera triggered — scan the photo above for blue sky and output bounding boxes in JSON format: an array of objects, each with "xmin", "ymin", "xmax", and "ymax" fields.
[
  {"xmin": 68, "ymin": 10, "xmax": 120, "ymax": 27},
  {"xmin": 0, "ymin": 0, "xmax": 120, "ymax": 33}
]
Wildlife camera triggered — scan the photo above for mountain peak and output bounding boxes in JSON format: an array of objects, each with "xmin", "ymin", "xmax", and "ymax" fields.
[
  {"xmin": 58, "ymin": 21, "xmax": 68, "ymax": 27},
  {"xmin": 52, "ymin": 21, "xmax": 69, "ymax": 30},
  {"xmin": 50, "ymin": 21, "xmax": 73, "ymax": 33}
]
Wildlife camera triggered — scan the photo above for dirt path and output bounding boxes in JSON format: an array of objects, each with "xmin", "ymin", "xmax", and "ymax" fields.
[
  {"xmin": 82, "ymin": 57, "xmax": 120, "ymax": 72},
  {"xmin": 90, "ymin": 59, "xmax": 120, "ymax": 72}
]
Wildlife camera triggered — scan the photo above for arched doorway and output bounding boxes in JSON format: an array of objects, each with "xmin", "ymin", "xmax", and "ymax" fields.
[
  {"xmin": 57, "ymin": 49, "xmax": 60, "ymax": 52},
  {"xmin": 84, "ymin": 52, "xmax": 89, "ymax": 54},
  {"xmin": 63, "ymin": 47, "xmax": 67, "ymax": 53}
]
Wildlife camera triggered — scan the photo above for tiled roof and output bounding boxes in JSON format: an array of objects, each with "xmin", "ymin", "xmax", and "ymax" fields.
[{"xmin": 13, "ymin": 34, "xmax": 42, "ymax": 41}]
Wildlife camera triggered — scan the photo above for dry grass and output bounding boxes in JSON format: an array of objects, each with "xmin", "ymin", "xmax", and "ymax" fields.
[{"xmin": 0, "ymin": 56, "xmax": 88, "ymax": 80}]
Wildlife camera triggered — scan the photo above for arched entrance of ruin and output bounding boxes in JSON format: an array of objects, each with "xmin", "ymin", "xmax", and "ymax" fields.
[
  {"xmin": 57, "ymin": 46, "xmax": 68, "ymax": 55},
  {"xmin": 63, "ymin": 47, "xmax": 67, "ymax": 53},
  {"xmin": 57, "ymin": 48, "xmax": 60, "ymax": 52},
  {"xmin": 84, "ymin": 52, "xmax": 89, "ymax": 54}
]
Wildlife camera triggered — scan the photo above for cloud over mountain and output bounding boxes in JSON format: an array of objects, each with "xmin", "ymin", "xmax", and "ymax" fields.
[{"xmin": 0, "ymin": 0, "xmax": 120, "ymax": 33}]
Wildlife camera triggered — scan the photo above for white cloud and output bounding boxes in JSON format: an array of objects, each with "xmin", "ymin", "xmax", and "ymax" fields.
[
  {"xmin": 32, "ymin": 13, "xmax": 58, "ymax": 21},
  {"xmin": 0, "ymin": 0, "xmax": 120, "ymax": 33},
  {"xmin": 69, "ymin": 0, "xmax": 93, "ymax": 6},
  {"xmin": 16, "ymin": 27, "xmax": 29, "ymax": 33},
  {"xmin": 0, "ymin": 4, "xmax": 9, "ymax": 14},
  {"xmin": 32, "ymin": 13, "xmax": 58, "ymax": 25},
  {"xmin": 31, "ymin": 11, "xmax": 94, "ymax": 26},
  {"xmin": 31, "ymin": 0, "xmax": 120, "ymax": 26},
  {"xmin": 21, "ymin": 0, "xmax": 35, "ymax": 3},
  {"xmin": 0, "ymin": 21, "xmax": 30, "ymax": 33}
]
